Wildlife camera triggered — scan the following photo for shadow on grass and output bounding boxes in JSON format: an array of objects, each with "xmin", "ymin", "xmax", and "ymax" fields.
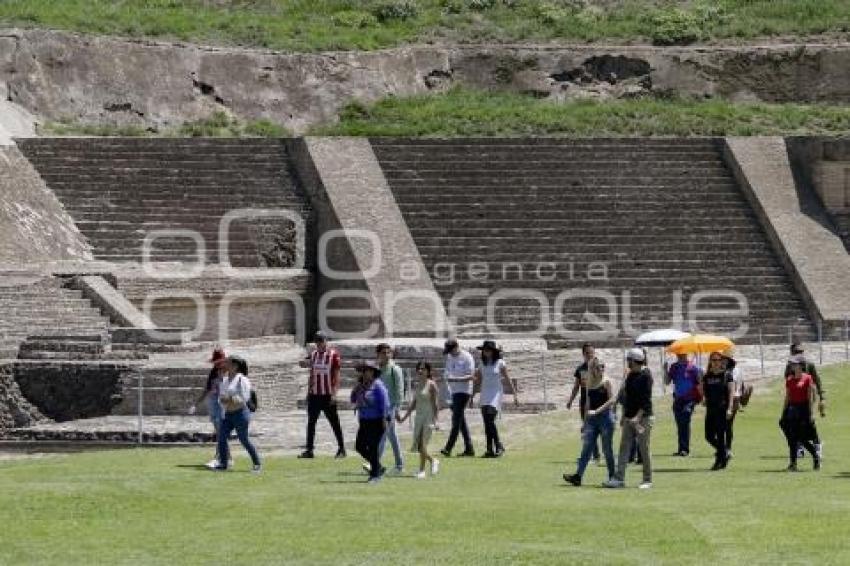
[
  {"xmin": 175, "ymin": 464, "xmax": 212, "ymax": 471},
  {"xmin": 653, "ymin": 468, "xmax": 705, "ymax": 473},
  {"xmin": 833, "ymin": 472, "xmax": 850, "ymax": 479}
]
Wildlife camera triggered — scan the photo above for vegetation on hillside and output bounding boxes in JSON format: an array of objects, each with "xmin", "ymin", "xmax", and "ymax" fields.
[
  {"xmin": 0, "ymin": 0, "xmax": 847, "ymax": 52},
  {"xmin": 314, "ymin": 88, "xmax": 850, "ymax": 137}
]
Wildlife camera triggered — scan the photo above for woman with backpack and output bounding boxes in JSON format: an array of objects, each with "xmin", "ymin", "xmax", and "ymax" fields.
[
  {"xmin": 780, "ymin": 355, "xmax": 820, "ymax": 471},
  {"xmin": 214, "ymin": 355, "xmax": 262, "ymax": 473}
]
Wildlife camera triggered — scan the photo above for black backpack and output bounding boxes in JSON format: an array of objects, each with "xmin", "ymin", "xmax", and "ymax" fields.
[{"xmin": 239, "ymin": 376, "xmax": 259, "ymax": 412}]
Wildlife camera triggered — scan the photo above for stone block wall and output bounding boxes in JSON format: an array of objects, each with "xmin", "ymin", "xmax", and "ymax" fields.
[{"xmin": 13, "ymin": 361, "xmax": 128, "ymax": 421}]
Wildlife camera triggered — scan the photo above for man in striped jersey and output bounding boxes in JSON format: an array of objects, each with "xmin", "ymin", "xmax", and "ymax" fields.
[{"xmin": 299, "ymin": 331, "xmax": 346, "ymax": 459}]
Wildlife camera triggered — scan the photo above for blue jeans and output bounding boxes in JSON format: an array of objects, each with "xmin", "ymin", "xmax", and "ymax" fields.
[
  {"xmin": 217, "ymin": 407, "xmax": 261, "ymax": 467},
  {"xmin": 576, "ymin": 411, "xmax": 615, "ymax": 480},
  {"xmin": 444, "ymin": 392, "xmax": 473, "ymax": 453},
  {"xmin": 379, "ymin": 407, "xmax": 404, "ymax": 469},
  {"xmin": 673, "ymin": 399, "xmax": 696, "ymax": 454}
]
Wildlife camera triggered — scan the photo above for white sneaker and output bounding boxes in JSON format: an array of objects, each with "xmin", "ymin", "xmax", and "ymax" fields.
[
  {"xmin": 251, "ymin": 464, "xmax": 262, "ymax": 474},
  {"xmin": 415, "ymin": 471, "xmax": 426, "ymax": 479},
  {"xmin": 205, "ymin": 459, "xmax": 220, "ymax": 469},
  {"xmin": 639, "ymin": 482, "xmax": 653, "ymax": 490},
  {"xmin": 431, "ymin": 459, "xmax": 440, "ymax": 475},
  {"xmin": 367, "ymin": 477, "xmax": 381, "ymax": 485},
  {"xmin": 602, "ymin": 479, "xmax": 625, "ymax": 489},
  {"xmin": 362, "ymin": 462, "xmax": 371, "ymax": 474}
]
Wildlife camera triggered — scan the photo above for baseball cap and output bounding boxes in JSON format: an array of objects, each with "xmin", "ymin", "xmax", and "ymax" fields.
[{"xmin": 626, "ymin": 347, "xmax": 646, "ymax": 363}]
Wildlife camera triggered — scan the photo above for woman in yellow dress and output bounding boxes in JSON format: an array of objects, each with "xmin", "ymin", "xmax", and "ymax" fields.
[{"xmin": 398, "ymin": 361, "xmax": 440, "ymax": 479}]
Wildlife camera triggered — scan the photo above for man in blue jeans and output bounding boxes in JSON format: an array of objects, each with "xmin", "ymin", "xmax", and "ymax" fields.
[
  {"xmin": 441, "ymin": 338, "xmax": 475, "ymax": 457},
  {"xmin": 664, "ymin": 353, "xmax": 703, "ymax": 457},
  {"xmin": 376, "ymin": 343, "xmax": 405, "ymax": 473}
]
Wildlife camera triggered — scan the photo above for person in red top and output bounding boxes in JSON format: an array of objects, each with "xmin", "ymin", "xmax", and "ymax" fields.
[
  {"xmin": 298, "ymin": 331, "xmax": 346, "ymax": 459},
  {"xmin": 779, "ymin": 355, "xmax": 820, "ymax": 471}
]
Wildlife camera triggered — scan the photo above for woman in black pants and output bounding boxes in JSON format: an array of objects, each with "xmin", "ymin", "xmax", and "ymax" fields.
[
  {"xmin": 780, "ymin": 356, "xmax": 820, "ymax": 471},
  {"xmin": 699, "ymin": 352, "xmax": 734, "ymax": 471},
  {"xmin": 351, "ymin": 361, "xmax": 390, "ymax": 484}
]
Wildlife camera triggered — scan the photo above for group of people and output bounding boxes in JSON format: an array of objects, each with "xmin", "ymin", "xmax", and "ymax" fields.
[
  {"xmin": 296, "ymin": 332, "xmax": 518, "ymax": 483},
  {"xmin": 562, "ymin": 341, "xmax": 827, "ymax": 489},
  {"xmin": 190, "ymin": 333, "xmax": 827, "ymax": 485}
]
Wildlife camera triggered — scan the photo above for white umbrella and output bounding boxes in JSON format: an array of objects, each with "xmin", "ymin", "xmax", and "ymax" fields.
[
  {"xmin": 635, "ymin": 329, "xmax": 692, "ymax": 347},
  {"xmin": 634, "ymin": 329, "xmax": 692, "ymax": 394}
]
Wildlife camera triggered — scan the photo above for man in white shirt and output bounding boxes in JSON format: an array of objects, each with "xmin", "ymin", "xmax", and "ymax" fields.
[{"xmin": 440, "ymin": 338, "xmax": 476, "ymax": 457}]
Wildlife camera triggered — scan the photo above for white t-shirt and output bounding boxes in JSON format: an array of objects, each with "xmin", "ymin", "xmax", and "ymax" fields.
[
  {"xmin": 444, "ymin": 350, "xmax": 475, "ymax": 395},
  {"xmin": 730, "ymin": 366, "xmax": 744, "ymax": 397},
  {"xmin": 479, "ymin": 359, "xmax": 507, "ymax": 409},
  {"xmin": 219, "ymin": 373, "xmax": 252, "ymax": 412}
]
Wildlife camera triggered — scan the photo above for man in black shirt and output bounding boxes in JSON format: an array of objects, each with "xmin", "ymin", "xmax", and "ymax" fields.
[
  {"xmin": 700, "ymin": 352, "xmax": 734, "ymax": 470},
  {"xmin": 605, "ymin": 348, "xmax": 653, "ymax": 489},
  {"xmin": 567, "ymin": 343, "xmax": 600, "ymax": 462}
]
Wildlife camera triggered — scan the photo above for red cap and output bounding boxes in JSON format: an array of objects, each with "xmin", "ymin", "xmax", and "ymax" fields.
[{"xmin": 209, "ymin": 347, "xmax": 227, "ymax": 366}]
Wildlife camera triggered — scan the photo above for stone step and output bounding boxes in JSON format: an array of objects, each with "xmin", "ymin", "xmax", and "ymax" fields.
[
  {"xmin": 386, "ymin": 173, "xmax": 734, "ymax": 184},
  {"xmin": 397, "ymin": 198, "xmax": 749, "ymax": 210},
  {"xmin": 411, "ymin": 230, "xmax": 770, "ymax": 242},
  {"xmin": 430, "ymin": 280, "xmax": 799, "ymax": 295},
  {"xmin": 370, "ymin": 138, "xmax": 721, "ymax": 148},
  {"xmin": 381, "ymin": 163, "xmax": 731, "ymax": 174},
  {"xmin": 67, "ymin": 213, "xmax": 308, "ymax": 226},
  {"xmin": 375, "ymin": 149, "xmax": 723, "ymax": 159},
  {"xmin": 54, "ymin": 197, "xmax": 308, "ymax": 208}
]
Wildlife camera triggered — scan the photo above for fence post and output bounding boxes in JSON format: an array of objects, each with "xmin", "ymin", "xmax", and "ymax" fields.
[
  {"xmin": 845, "ymin": 315, "xmax": 849, "ymax": 362},
  {"xmin": 758, "ymin": 326, "xmax": 765, "ymax": 378},
  {"xmin": 541, "ymin": 351, "xmax": 548, "ymax": 413},
  {"xmin": 406, "ymin": 367, "xmax": 413, "ymax": 432},
  {"xmin": 137, "ymin": 369, "xmax": 144, "ymax": 445}
]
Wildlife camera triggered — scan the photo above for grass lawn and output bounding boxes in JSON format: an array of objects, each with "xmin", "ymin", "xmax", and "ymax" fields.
[
  {"xmin": 1, "ymin": 364, "xmax": 849, "ymax": 565},
  {"xmin": 315, "ymin": 89, "xmax": 850, "ymax": 137},
  {"xmin": 0, "ymin": 1, "xmax": 847, "ymax": 52}
]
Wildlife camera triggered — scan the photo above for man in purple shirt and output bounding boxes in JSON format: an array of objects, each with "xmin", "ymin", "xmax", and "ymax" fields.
[{"xmin": 664, "ymin": 353, "xmax": 703, "ymax": 457}]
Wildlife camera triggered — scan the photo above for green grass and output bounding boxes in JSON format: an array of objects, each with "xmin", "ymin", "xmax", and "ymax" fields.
[
  {"xmin": 1, "ymin": 363, "xmax": 849, "ymax": 565},
  {"xmin": 39, "ymin": 111, "xmax": 291, "ymax": 137},
  {"xmin": 0, "ymin": 1, "xmax": 847, "ymax": 52},
  {"xmin": 314, "ymin": 89, "xmax": 850, "ymax": 137}
]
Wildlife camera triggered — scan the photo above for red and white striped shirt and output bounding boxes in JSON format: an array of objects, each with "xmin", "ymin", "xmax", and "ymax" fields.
[{"xmin": 309, "ymin": 348, "xmax": 341, "ymax": 395}]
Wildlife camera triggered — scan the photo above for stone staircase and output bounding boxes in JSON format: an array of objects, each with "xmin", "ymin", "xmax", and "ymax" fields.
[
  {"xmin": 372, "ymin": 138, "xmax": 816, "ymax": 346},
  {"xmin": 16, "ymin": 138, "xmax": 312, "ymax": 268},
  {"xmin": 0, "ymin": 275, "xmax": 110, "ymax": 360}
]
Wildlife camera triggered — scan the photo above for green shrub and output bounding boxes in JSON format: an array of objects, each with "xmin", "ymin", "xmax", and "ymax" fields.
[
  {"xmin": 647, "ymin": 7, "xmax": 701, "ymax": 45},
  {"xmin": 331, "ymin": 10, "xmax": 378, "ymax": 28},
  {"xmin": 372, "ymin": 0, "xmax": 419, "ymax": 22},
  {"xmin": 534, "ymin": 2, "xmax": 571, "ymax": 25},
  {"xmin": 243, "ymin": 119, "xmax": 291, "ymax": 137}
]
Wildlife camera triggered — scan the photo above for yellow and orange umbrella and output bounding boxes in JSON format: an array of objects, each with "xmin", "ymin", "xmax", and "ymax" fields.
[{"xmin": 666, "ymin": 334, "xmax": 734, "ymax": 356}]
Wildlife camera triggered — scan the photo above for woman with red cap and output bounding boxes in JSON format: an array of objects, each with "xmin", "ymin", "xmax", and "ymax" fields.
[{"xmin": 189, "ymin": 347, "xmax": 229, "ymax": 469}]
